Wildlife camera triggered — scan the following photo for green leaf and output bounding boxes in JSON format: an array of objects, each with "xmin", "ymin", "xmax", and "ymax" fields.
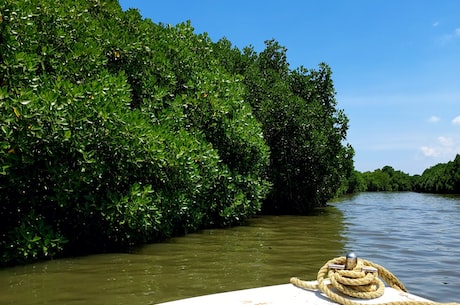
[
  {"xmin": 64, "ymin": 130, "xmax": 71, "ymax": 139},
  {"xmin": 31, "ymin": 236, "xmax": 42, "ymax": 242}
]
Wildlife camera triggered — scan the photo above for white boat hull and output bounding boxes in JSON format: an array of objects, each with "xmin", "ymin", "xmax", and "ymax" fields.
[{"xmin": 156, "ymin": 282, "xmax": 431, "ymax": 305}]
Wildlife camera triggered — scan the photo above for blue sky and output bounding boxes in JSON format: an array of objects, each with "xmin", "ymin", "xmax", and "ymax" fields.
[{"xmin": 119, "ymin": 1, "xmax": 460, "ymax": 175}]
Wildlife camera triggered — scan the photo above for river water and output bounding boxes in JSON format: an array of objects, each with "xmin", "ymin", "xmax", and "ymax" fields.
[{"xmin": 0, "ymin": 192, "xmax": 459, "ymax": 304}]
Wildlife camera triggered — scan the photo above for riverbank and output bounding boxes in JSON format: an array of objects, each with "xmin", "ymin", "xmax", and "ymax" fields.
[{"xmin": 0, "ymin": 192, "xmax": 458, "ymax": 304}]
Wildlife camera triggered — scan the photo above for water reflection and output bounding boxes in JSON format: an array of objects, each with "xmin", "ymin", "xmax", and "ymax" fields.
[
  {"xmin": 2, "ymin": 193, "xmax": 459, "ymax": 304},
  {"xmin": 136, "ymin": 211, "xmax": 347, "ymax": 302},
  {"xmin": 3, "ymin": 193, "xmax": 459, "ymax": 304},
  {"xmin": 332, "ymin": 192, "xmax": 460, "ymax": 303},
  {"xmin": 0, "ymin": 206, "xmax": 346, "ymax": 305}
]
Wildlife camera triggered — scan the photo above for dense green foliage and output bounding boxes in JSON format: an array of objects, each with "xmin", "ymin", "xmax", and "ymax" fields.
[
  {"xmin": 354, "ymin": 155, "xmax": 460, "ymax": 194},
  {"xmin": 414, "ymin": 154, "xmax": 460, "ymax": 193},
  {"xmin": 358, "ymin": 166, "xmax": 413, "ymax": 192},
  {"xmin": 213, "ymin": 39, "xmax": 354, "ymax": 214},
  {"xmin": 0, "ymin": 0, "xmax": 352, "ymax": 265},
  {"xmin": 0, "ymin": 0, "xmax": 269, "ymax": 264}
]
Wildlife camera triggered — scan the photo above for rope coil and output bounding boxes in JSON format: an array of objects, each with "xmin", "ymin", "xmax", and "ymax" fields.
[{"xmin": 290, "ymin": 256, "xmax": 460, "ymax": 305}]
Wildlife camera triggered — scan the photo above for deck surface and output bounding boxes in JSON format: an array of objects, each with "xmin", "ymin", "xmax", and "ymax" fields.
[{"xmin": 156, "ymin": 282, "xmax": 431, "ymax": 305}]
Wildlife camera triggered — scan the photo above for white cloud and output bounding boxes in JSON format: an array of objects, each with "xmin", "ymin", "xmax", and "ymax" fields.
[
  {"xmin": 438, "ymin": 136, "xmax": 453, "ymax": 146},
  {"xmin": 456, "ymin": 28, "xmax": 460, "ymax": 36},
  {"xmin": 428, "ymin": 116, "xmax": 440, "ymax": 123},
  {"xmin": 420, "ymin": 146, "xmax": 437, "ymax": 157},
  {"xmin": 452, "ymin": 115, "xmax": 460, "ymax": 125},
  {"xmin": 433, "ymin": 21, "xmax": 440, "ymax": 27},
  {"xmin": 420, "ymin": 136, "xmax": 460, "ymax": 158}
]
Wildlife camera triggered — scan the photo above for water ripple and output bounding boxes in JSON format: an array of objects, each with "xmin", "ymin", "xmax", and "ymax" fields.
[{"xmin": 333, "ymin": 192, "xmax": 460, "ymax": 303}]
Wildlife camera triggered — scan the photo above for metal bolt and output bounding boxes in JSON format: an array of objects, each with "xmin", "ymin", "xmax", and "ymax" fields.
[{"xmin": 346, "ymin": 252, "xmax": 358, "ymax": 270}]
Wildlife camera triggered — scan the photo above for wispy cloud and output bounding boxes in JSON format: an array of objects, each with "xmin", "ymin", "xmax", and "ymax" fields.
[
  {"xmin": 420, "ymin": 136, "xmax": 460, "ymax": 158},
  {"xmin": 428, "ymin": 115, "xmax": 440, "ymax": 123},
  {"xmin": 437, "ymin": 28, "xmax": 460, "ymax": 45},
  {"xmin": 452, "ymin": 115, "xmax": 460, "ymax": 125},
  {"xmin": 420, "ymin": 146, "xmax": 437, "ymax": 157},
  {"xmin": 433, "ymin": 21, "xmax": 440, "ymax": 27},
  {"xmin": 438, "ymin": 136, "xmax": 453, "ymax": 146}
]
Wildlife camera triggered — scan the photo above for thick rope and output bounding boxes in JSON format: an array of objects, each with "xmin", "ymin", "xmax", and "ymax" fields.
[{"xmin": 290, "ymin": 256, "xmax": 459, "ymax": 305}]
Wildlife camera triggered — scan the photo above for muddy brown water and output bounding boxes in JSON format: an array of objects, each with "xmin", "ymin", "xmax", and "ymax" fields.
[{"xmin": 0, "ymin": 192, "xmax": 459, "ymax": 304}]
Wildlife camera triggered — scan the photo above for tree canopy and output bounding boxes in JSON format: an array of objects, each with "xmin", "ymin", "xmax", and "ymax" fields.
[
  {"xmin": 0, "ymin": 0, "xmax": 352, "ymax": 265},
  {"xmin": 350, "ymin": 155, "xmax": 460, "ymax": 194},
  {"xmin": 414, "ymin": 154, "xmax": 460, "ymax": 193}
]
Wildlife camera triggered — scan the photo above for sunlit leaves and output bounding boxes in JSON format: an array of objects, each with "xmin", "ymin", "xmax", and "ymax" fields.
[
  {"xmin": 0, "ymin": 0, "xmax": 353, "ymax": 266},
  {"xmin": 219, "ymin": 40, "xmax": 353, "ymax": 214},
  {"xmin": 0, "ymin": 0, "xmax": 271, "ymax": 265}
]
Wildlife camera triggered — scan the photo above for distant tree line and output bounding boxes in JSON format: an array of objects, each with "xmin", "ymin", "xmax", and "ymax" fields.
[
  {"xmin": 413, "ymin": 154, "xmax": 460, "ymax": 193},
  {"xmin": 346, "ymin": 154, "xmax": 460, "ymax": 194},
  {"xmin": 0, "ymin": 0, "xmax": 352, "ymax": 265}
]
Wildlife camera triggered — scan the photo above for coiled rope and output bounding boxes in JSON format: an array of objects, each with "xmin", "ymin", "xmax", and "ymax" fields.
[{"xmin": 290, "ymin": 255, "xmax": 459, "ymax": 305}]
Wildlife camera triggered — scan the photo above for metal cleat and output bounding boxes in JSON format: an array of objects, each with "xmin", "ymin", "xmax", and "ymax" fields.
[
  {"xmin": 362, "ymin": 266, "xmax": 378, "ymax": 274},
  {"xmin": 328, "ymin": 264, "xmax": 345, "ymax": 271}
]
